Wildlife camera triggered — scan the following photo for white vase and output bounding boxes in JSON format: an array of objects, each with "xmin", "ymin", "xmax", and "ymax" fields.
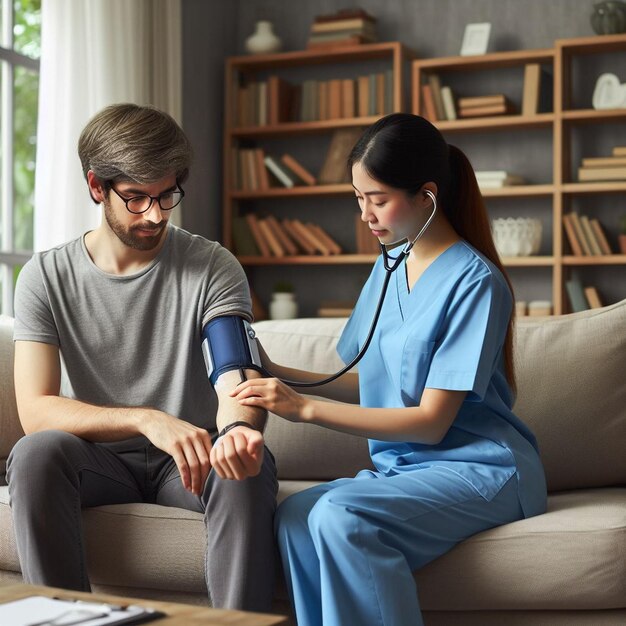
[
  {"xmin": 269, "ymin": 292, "xmax": 298, "ymax": 320},
  {"xmin": 245, "ymin": 20, "xmax": 282, "ymax": 55}
]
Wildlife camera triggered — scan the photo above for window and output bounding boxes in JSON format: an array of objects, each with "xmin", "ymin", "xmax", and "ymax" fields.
[{"xmin": 0, "ymin": 0, "xmax": 40, "ymax": 315}]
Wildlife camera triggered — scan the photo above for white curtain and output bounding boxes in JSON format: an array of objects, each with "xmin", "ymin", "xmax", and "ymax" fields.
[{"xmin": 34, "ymin": 0, "xmax": 182, "ymax": 252}]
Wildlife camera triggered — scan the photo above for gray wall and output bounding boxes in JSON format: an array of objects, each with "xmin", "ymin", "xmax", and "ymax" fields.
[{"xmin": 182, "ymin": 1, "xmax": 622, "ymax": 314}]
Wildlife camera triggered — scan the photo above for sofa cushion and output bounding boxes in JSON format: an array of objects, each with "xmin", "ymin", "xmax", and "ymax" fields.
[
  {"xmin": 513, "ymin": 299, "xmax": 626, "ymax": 491},
  {"xmin": 416, "ymin": 487, "xmax": 626, "ymax": 611},
  {"xmin": 0, "ymin": 316, "xmax": 22, "ymax": 479}
]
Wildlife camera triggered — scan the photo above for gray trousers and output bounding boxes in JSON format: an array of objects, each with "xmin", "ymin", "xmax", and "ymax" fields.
[{"xmin": 6, "ymin": 430, "xmax": 278, "ymax": 612}]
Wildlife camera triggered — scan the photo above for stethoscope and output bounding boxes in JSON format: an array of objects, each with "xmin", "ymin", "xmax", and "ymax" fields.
[{"xmin": 271, "ymin": 190, "xmax": 438, "ymax": 388}]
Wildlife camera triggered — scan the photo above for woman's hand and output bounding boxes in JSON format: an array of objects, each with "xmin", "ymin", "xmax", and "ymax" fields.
[{"xmin": 230, "ymin": 378, "xmax": 310, "ymax": 423}]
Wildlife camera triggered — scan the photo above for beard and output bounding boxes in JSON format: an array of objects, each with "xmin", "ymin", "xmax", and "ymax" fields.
[{"xmin": 103, "ymin": 199, "xmax": 167, "ymax": 251}]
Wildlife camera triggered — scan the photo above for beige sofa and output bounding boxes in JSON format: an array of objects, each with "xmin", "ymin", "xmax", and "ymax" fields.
[{"xmin": 1, "ymin": 301, "xmax": 625, "ymax": 624}]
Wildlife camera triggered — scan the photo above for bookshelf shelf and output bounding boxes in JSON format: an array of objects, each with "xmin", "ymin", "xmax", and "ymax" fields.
[
  {"xmin": 231, "ymin": 184, "xmax": 352, "ymax": 200},
  {"xmin": 238, "ymin": 254, "xmax": 378, "ymax": 266},
  {"xmin": 560, "ymin": 108, "xmax": 626, "ymax": 124},
  {"xmin": 435, "ymin": 113, "xmax": 555, "ymax": 133},
  {"xmin": 481, "ymin": 184, "xmax": 555, "ymax": 197},
  {"xmin": 502, "ymin": 256, "xmax": 555, "ymax": 267},
  {"xmin": 563, "ymin": 255, "xmax": 626, "ymax": 266},
  {"xmin": 230, "ymin": 117, "xmax": 380, "ymax": 138},
  {"xmin": 561, "ymin": 181, "xmax": 626, "ymax": 194}
]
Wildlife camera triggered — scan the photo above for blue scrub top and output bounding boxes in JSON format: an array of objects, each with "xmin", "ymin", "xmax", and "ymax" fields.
[{"xmin": 337, "ymin": 241, "xmax": 546, "ymax": 518}]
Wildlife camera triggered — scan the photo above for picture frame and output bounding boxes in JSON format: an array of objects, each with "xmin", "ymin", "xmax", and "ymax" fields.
[
  {"xmin": 460, "ymin": 22, "xmax": 491, "ymax": 56},
  {"xmin": 592, "ymin": 73, "xmax": 626, "ymax": 109}
]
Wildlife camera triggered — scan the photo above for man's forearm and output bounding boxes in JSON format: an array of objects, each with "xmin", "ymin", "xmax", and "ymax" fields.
[
  {"xmin": 214, "ymin": 369, "xmax": 268, "ymax": 433},
  {"xmin": 19, "ymin": 394, "xmax": 157, "ymax": 441}
]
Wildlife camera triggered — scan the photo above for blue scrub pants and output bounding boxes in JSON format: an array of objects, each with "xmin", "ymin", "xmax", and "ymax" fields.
[{"xmin": 276, "ymin": 466, "xmax": 524, "ymax": 626}]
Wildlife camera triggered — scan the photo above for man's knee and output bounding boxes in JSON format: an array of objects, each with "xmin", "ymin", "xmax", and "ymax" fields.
[{"xmin": 7, "ymin": 430, "xmax": 85, "ymax": 486}]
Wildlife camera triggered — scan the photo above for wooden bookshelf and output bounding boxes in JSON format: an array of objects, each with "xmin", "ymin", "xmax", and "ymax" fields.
[{"xmin": 411, "ymin": 35, "xmax": 626, "ymax": 314}]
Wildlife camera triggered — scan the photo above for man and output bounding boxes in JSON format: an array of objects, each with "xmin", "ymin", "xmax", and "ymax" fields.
[{"xmin": 6, "ymin": 103, "xmax": 277, "ymax": 611}]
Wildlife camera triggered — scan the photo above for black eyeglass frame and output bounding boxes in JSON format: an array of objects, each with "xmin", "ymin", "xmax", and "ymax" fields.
[{"xmin": 108, "ymin": 181, "xmax": 185, "ymax": 214}]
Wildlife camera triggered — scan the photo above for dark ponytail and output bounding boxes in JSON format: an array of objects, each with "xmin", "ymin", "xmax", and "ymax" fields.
[
  {"xmin": 349, "ymin": 113, "xmax": 516, "ymax": 393},
  {"xmin": 446, "ymin": 145, "xmax": 517, "ymax": 394}
]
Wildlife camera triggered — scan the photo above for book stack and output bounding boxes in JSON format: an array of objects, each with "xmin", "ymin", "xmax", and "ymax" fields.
[
  {"xmin": 317, "ymin": 300, "xmax": 355, "ymax": 318},
  {"xmin": 307, "ymin": 9, "xmax": 377, "ymax": 50},
  {"xmin": 233, "ymin": 213, "xmax": 343, "ymax": 258},
  {"xmin": 458, "ymin": 94, "xmax": 515, "ymax": 118},
  {"xmin": 420, "ymin": 74, "xmax": 457, "ymax": 122},
  {"xmin": 355, "ymin": 215, "xmax": 382, "ymax": 254},
  {"xmin": 565, "ymin": 276, "xmax": 604, "ymax": 312},
  {"xmin": 577, "ymin": 146, "xmax": 626, "ymax": 182},
  {"xmin": 231, "ymin": 148, "xmax": 317, "ymax": 190},
  {"xmin": 562, "ymin": 212, "xmax": 613, "ymax": 256},
  {"xmin": 475, "ymin": 170, "xmax": 526, "ymax": 189}
]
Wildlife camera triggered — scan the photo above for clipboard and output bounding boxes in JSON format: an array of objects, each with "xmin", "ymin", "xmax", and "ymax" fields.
[{"xmin": 0, "ymin": 595, "xmax": 166, "ymax": 626}]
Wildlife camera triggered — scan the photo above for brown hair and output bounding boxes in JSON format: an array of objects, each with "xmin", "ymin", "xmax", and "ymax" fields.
[
  {"xmin": 348, "ymin": 113, "xmax": 517, "ymax": 393},
  {"xmin": 78, "ymin": 103, "xmax": 192, "ymax": 200}
]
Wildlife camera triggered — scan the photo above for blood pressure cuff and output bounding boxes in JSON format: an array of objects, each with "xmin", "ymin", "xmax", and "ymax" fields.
[{"xmin": 201, "ymin": 315, "xmax": 264, "ymax": 386}]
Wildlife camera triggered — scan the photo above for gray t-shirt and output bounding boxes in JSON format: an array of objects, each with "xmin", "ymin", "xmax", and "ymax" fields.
[{"xmin": 13, "ymin": 225, "xmax": 252, "ymax": 438}]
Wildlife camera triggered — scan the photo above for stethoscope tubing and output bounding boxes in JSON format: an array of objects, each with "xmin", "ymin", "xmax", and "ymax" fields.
[{"xmin": 263, "ymin": 191, "xmax": 438, "ymax": 388}]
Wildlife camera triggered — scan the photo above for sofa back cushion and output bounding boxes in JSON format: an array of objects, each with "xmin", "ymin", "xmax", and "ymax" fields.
[
  {"xmin": 512, "ymin": 298, "xmax": 626, "ymax": 491},
  {"xmin": 0, "ymin": 316, "xmax": 22, "ymax": 479},
  {"xmin": 254, "ymin": 299, "xmax": 626, "ymax": 491}
]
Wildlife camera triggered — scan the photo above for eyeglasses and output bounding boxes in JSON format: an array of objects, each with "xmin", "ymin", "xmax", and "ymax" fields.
[{"xmin": 108, "ymin": 182, "xmax": 185, "ymax": 214}]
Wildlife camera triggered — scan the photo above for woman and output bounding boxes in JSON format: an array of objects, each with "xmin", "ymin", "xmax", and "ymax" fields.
[{"xmin": 231, "ymin": 113, "xmax": 547, "ymax": 626}]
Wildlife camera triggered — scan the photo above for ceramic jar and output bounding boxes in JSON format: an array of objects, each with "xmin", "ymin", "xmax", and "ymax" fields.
[
  {"xmin": 269, "ymin": 292, "xmax": 298, "ymax": 320},
  {"xmin": 492, "ymin": 218, "xmax": 542, "ymax": 257},
  {"xmin": 245, "ymin": 20, "xmax": 282, "ymax": 55},
  {"xmin": 590, "ymin": 1, "xmax": 626, "ymax": 34}
]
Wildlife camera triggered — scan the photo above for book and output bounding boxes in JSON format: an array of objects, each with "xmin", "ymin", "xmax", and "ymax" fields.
[
  {"xmin": 568, "ymin": 212, "xmax": 592, "ymax": 255},
  {"xmin": 458, "ymin": 94, "xmax": 507, "ymax": 108},
  {"xmin": 522, "ymin": 63, "xmax": 541, "ymax": 116},
  {"xmin": 341, "ymin": 78, "xmax": 355, "ymax": 117},
  {"xmin": 376, "ymin": 72, "xmax": 385, "ymax": 116},
  {"xmin": 474, "ymin": 170, "xmax": 518, "ymax": 180},
  {"xmin": 441, "ymin": 86, "xmax": 457, "ymax": 120},
  {"xmin": 264, "ymin": 154, "xmax": 297, "ymax": 188},
  {"xmin": 268, "ymin": 76, "xmax": 292, "ymax": 125},
  {"xmin": 562, "ymin": 213, "xmax": 584, "ymax": 256},
  {"xmin": 306, "ymin": 223, "xmax": 342, "ymax": 254},
  {"xmin": 254, "ymin": 148, "xmax": 270, "ymax": 190},
  {"xmin": 245, "ymin": 213, "xmax": 271, "ymax": 257},
  {"xmin": 317, "ymin": 300, "xmax": 355, "ymax": 317},
  {"xmin": 357, "ymin": 75, "xmax": 370, "ymax": 117},
  {"xmin": 280, "ymin": 154, "xmax": 317, "ymax": 186},
  {"xmin": 584, "ymin": 286, "xmax": 603, "ymax": 309},
  {"xmin": 328, "ymin": 78, "xmax": 342, "ymax": 119},
  {"xmin": 459, "ymin": 100, "xmax": 514, "ymax": 117},
  {"xmin": 580, "ymin": 215, "xmax": 602, "ymax": 255},
  {"xmin": 318, "ymin": 128, "xmax": 362, "ymax": 184},
  {"xmin": 231, "ymin": 216, "xmax": 260, "ymax": 256},
  {"xmin": 292, "ymin": 219, "xmax": 331, "ymax": 255},
  {"xmin": 612, "ymin": 146, "xmax": 626, "ymax": 156},
  {"xmin": 421, "ymin": 83, "xmax": 438, "ymax": 121},
  {"xmin": 307, "ymin": 34, "xmax": 373, "ymax": 49},
  {"xmin": 258, "ymin": 217, "xmax": 285, "ymax": 257},
  {"xmin": 589, "ymin": 218, "xmax": 612, "ymax": 255},
  {"xmin": 265, "ymin": 215, "xmax": 298, "ymax": 255},
  {"xmin": 318, "ymin": 80, "xmax": 329, "ymax": 120},
  {"xmin": 578, "ymin": 165, "xmax": 626, "ymax": 181},
  {"xmin": 311, "ymin": 17, "xmax": 376, "ymax": 32},
  {"xmin": 314, "ymin": 8, "xmax": 376, "ymax": 24},
  {"xmin": 565, "ymin": 278, "xmax": 590, "ymax": 312},
  {"xmin": 384, "ymin": 69, "xmax": 393, "ymax": 115},
  {"xmin": 428, "ymin": 74, "xmax": 446, "ymax": 121},
  {"xmin": 282, "ymin": 219, "xmax": 316, "ymax": 254},
  {"xmin": 581, "ymin": 156, "xmax": 626, "ymax": 168},
  {"xmin": 476, "ymin": 176, "xmax": 525, "ymax": 188}
]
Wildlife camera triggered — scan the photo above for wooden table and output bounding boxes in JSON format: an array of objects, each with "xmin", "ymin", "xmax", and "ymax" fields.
[{"xmin": 0, "ymin": 583, "xmax": 287, "ymax": 625}]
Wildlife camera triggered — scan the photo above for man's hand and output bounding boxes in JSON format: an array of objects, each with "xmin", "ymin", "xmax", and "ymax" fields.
[
  {"xmin": 142, "ymin": 412, "xmax": 213, "ymax": 496},
  {"xmin": 210, "ymin": 425, "xmax": 264, "ymax": 480}
]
